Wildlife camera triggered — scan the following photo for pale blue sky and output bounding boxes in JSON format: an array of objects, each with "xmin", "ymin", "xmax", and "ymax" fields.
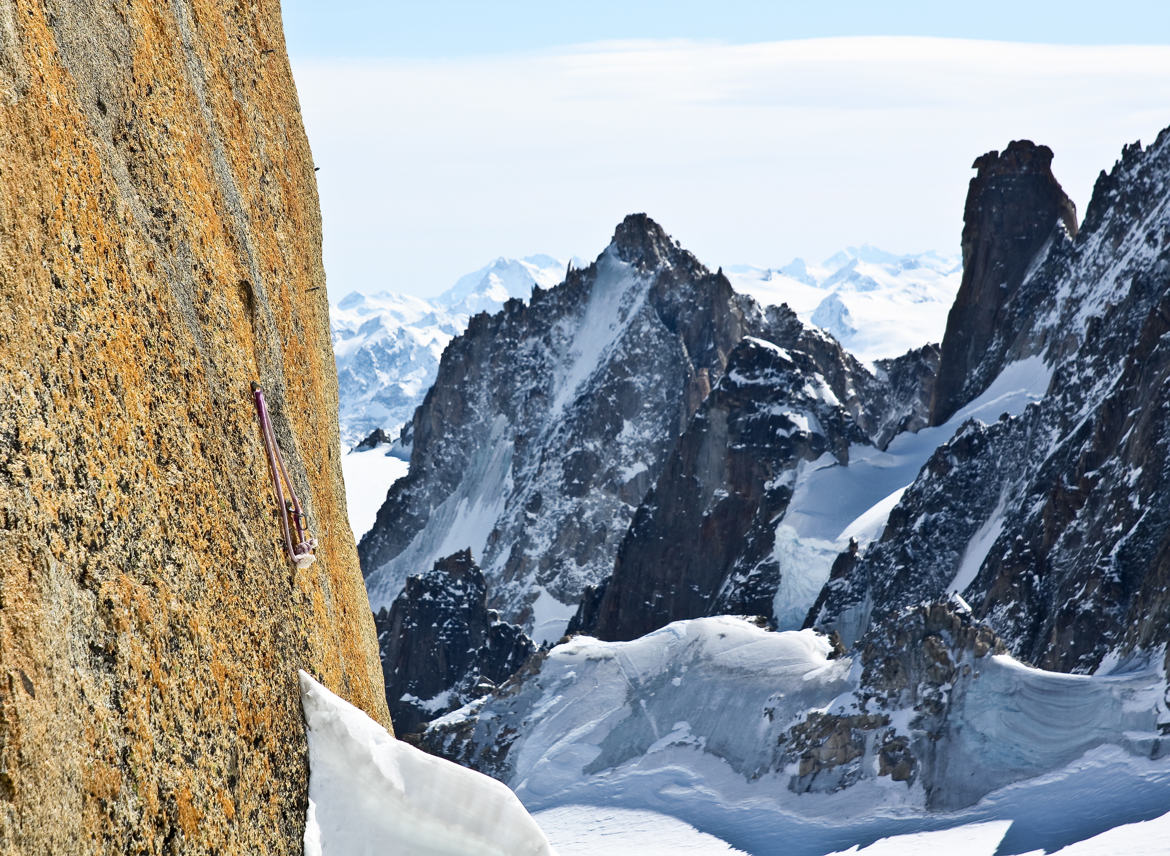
[
  {"xmin": 281, "ymin": 5, "xmax": 1170, "ymax": 299},
  {"xmin": 283, "ymin": 1, "xmax": 1170, "ymax": 59}
]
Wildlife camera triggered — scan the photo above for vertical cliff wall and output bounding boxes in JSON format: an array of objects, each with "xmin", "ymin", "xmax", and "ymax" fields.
[
  {"xmin": 0, "ymin": 1, "xmax": 389, "ymax": 853},
  {"xmin": 930, "ymin": 141, "xmax": 1077, "ymax": 425}
]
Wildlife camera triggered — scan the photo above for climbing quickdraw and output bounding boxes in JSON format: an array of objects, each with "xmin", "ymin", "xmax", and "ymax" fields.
[{"xmin": 251, "ymin": 381, "xmax": 318, "ymax": 569}]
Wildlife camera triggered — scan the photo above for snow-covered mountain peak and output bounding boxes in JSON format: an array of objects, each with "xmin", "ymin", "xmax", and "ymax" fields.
[
  {"xmin": 437, "ymin": 254, "xmax": 566, "ymax": 316},
  {"xmin": 778, "ymin": 257, "xmax": 816, "ymax": 285},
  {"xmin": 358, "ymin": 213, "xmax": 839, "ymax": 626},
  {"xmin": 331, "ymin": 255, "xmax": 567, "ymax": 447},
  {"xmin": 726, "ymin": 248, "xmax": 960, "ymax": 363}
]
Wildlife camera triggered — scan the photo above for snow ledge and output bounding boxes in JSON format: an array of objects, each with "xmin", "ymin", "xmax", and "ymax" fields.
[{"xmin": 298, "ymin": 669, "xmax": 556, "ymax": 856}]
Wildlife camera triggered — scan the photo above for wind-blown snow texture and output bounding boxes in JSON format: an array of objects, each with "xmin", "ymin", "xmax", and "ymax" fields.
[
  {"xmin": 298, "ymin": 670, "xmax": 554, "ymax": 856},
  {"xmin": 331, "ymin": 255, "xmax": 564, "ymax": 446}
]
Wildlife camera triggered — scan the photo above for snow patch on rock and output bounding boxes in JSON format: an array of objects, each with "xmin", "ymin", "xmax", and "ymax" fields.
[{"xmin": 298, "ymin": 670, "xmax": 555, "ymax": 856}]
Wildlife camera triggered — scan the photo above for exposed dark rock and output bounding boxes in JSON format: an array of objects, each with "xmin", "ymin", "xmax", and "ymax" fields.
[
  {"xmin": 376, "ymin": 549, "xmax": 535, "ymax": 734},
  {"xmin": 813, "ymin": 128, "xmax": 1170, "ymax": 674},
  {"xmin": 873, "ymin": 343, "xmax": 940, "ymax": 441},
  {"xmin": 930, "ymin": 141, "xmax": 1077, "ymax": 425},
  {"xmin": 353, "ymin": 426, "xmax": 392, "ymax": 451},
  {"xmin": 588, "ymin": 336, "xmax": 872, "ymax": 641},
  {"xmin": 359, "ymin": 214, "xmax": 889, "ymax": 628},
  {"xmin": 784, "ymin": 601, "xmax": 1007, "ymax": 803},
  {"xmin": 565, "ymin": 578, "xmax": 608, "ymax": 637},
  {"xmin": 803, "ymin": 539, "xmax": 859, "ymax": 630}
]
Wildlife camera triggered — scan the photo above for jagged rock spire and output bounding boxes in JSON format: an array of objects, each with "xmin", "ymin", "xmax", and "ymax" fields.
[
  {"xmin": 610, "ymin": 212, "xmax": 678, "ymax": 271},
  {"xmin": 930, "ymin": 141, "xmax": 1077, "ymax": 425}
]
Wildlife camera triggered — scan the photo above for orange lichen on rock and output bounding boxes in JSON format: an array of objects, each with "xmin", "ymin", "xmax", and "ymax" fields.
[{"xmin": 0, "ymin": 1, "xmax": 389, "ymax": 853}]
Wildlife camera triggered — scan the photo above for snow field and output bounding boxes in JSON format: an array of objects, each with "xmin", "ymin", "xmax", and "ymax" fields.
[
  {"xmin": 534, "ymin": 805, "xmax": 749, "ymax": 854},
  {"xmin": 770, "ymin": 355, "xmax": 1054, "ymax": 627},
  {"xmin": 426, "ymin": 616, "xmax": 1170, "ymax": 855}
]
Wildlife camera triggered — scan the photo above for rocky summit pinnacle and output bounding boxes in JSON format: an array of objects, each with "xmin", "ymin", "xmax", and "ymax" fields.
[
  {"xmin": 374, "ymin": 549, "xmax": 534, "ymax": 734},
  {"xmin": 358, "ymin": 213, "xmax": 858, "ymax": 633},
  {"xmin": 610, "ymin": 212, "xmax": 680, "ymax": 271},
  {"xmin": 930, "ymin": 140, "xmax": 1078, "ymax": 425}
]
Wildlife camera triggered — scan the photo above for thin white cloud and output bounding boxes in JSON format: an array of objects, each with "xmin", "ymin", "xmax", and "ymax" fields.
[{"xmin": 291, "ymin": 38, "xmax": 1170, "ymax": 298}]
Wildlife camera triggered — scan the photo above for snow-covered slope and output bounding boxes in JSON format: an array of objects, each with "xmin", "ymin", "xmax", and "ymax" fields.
[
  {"xmin": 341, "ymin": 444, "xmax": 409, "ymax": 542},
  {"xmin": 299, "ymin": 670, "xmax": 555, "ymax": 856},
  {"xmin": 420, "ymin": 616, "xmax": 1169, "ymax": 856},
  {"xmin": 726, "ymin": 247, "xmax": 960, "ymax": 364},
  {"xmin": 331, "ymin": 255, "xmax": 565, "ymax": 446},
  {"xmin": 535, "ymin": 806, "xmax": 748, "ymax": 854}
]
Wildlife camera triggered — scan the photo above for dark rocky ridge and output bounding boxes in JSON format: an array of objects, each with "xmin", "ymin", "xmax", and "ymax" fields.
[
  {"xmin": 930, "ymin": 141, "xmax": 1078, "ymax": 426},
  {"xmin": 375, "ymin": 549, "xmax": 534, "ymax": 734},
  {"xmin": 584, "ymin": 336, "xmax": 872, "ymax": 641},
  {"xmin": 874, "ymin": 343, "xmax": 941, "ymax": 438},
  {"xmin": 812, "ymin": 127, "xmax": 1170, "ymax": 674},
  {"xmin": 358, "ymin": 214, "xmax": 902, "ymax": 628},
  {"xmin": 575, "ymin": 337, "xmax": 939, "ymax": 642},
  {"xmin": 353, "ymin": 426, "xmax": 393, "ymax": 451}
]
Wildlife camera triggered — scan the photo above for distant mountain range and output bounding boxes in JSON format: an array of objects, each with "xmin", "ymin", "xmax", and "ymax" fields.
[
  {"xmin": 331, "ymin": 248, "xmax": 960, "ymax": 447},
  {"xmin": 725, "ymin": 246, "xmax": 960, "ymax": 363},
  {"xmin": 331, "ymin": 255, "xmax": 567, "ymax": 447}
]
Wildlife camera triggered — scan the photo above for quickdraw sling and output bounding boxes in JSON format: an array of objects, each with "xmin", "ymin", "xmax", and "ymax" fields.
[{"xmin": 251, "ymin": 381, "xmax": 318, "ymax": 569}]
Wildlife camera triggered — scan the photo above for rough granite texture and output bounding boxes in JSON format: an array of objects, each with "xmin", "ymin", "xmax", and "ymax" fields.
[{"xmin": 0, "ymin": 2, "xmax": 389, "ymax": 853}]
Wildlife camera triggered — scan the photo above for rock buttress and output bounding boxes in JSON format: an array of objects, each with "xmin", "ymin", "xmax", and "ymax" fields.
[
  {"xmin": 930, "ymin": 141, "xmax": 1077, "ymax": 425},
  {"xmin": 0, "ymin": 2, "xmax": 388, "ymax": 854}
]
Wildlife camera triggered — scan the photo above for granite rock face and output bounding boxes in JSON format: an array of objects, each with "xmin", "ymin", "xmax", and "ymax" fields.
[
  {"xmin": 930, "ymin": 141, "xmax": 1078, "ymax": 426},
  {"xmin": 576, "ymin": 337, "xmax": 937, "ymax": 643},
  {"xmin": 0, "ymin": 2, "xmax": 387, "ymax": 853},
  {"xmin": 375, "ymin": 550, "xmax": 534, "ymax": 735},
  {"xmin": 873, "ymin": 343, "xmax": 940, "ymax": 439}
]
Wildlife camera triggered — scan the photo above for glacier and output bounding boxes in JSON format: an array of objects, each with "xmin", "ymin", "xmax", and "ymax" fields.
[{"xmin": 420, "ymin": 617, "xmax": 1170, "ymax": 856}]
